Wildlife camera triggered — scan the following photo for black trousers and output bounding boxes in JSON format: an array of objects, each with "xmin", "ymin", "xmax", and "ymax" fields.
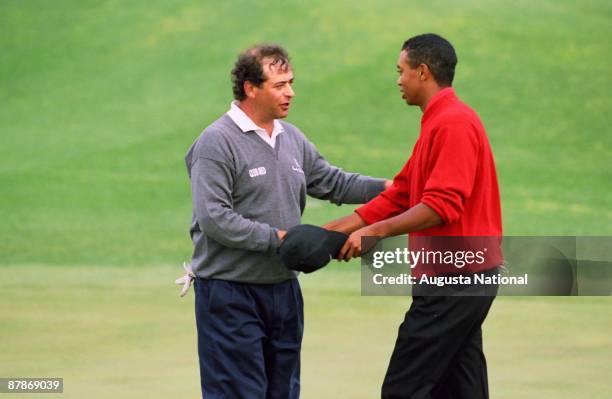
[{"xmin": 381, "ymin": 276, "xmax": 498, "ymax": 399}]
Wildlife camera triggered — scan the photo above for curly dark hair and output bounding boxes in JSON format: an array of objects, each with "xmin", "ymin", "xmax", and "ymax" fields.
[
  {"xmin": 231, "ymin": 44, "xmax": 291, "ymax": 101},
  {"xmin": 402, "ymin": 34, "xmax": 457, "ymax": 87}
]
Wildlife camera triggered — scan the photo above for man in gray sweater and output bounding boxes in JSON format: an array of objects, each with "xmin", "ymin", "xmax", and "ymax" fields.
[{"xmin": 184, "ymin": 44, "xmax": 388, "ymax": 398}]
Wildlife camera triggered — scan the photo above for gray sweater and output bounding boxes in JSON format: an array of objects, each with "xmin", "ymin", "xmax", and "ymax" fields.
[{"xmin": 186, "ymin": 114, "xmax": 385, "ymax": 283}]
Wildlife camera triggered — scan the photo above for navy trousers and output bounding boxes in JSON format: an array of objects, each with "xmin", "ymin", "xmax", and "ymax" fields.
[{"xmin": 194, "ymin": 278, "xmax": 303, "ymax": 399}]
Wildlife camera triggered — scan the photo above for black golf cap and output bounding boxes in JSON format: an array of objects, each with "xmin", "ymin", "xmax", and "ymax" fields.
[{"xmin": 279, "ymin": 224, "xmax": 348, "ymax": 273}]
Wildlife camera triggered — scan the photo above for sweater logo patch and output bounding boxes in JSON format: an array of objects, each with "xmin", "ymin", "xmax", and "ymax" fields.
[
  {"xmin": 291, "ymin": 158, "xmax": 304, "ymax": 174},
  {"xmin": 249, "ymin": 167, "xmax": 267, "ymax": 178}
]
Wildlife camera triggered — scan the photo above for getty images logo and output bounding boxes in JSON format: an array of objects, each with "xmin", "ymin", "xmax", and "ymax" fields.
[{"xmin": 249, "ymin": 167, "xmax": 267, "ymax": 178}]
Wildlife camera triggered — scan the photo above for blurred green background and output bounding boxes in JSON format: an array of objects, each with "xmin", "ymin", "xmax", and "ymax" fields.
[{"xmin": 1, "ymin": 0, "xmax": 611, "ymax": 398}]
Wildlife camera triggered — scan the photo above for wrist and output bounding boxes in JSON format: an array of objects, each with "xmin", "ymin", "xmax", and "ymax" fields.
[{"xmin": 366, "ymin": 223, "xmax": 388, "ymax": 238}]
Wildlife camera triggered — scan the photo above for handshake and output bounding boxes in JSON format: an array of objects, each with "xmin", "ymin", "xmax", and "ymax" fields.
[{"xmin": 175, "ymin": 225, "xmax": 349, "ymax": 297}]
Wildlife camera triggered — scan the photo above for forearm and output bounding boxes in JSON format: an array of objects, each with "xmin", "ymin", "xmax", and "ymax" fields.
[
  {"xmin": 308, "ymin": 169, "xmax": 386, "ymax": 205},
  {"xmin": 323, "ymin": 212, "xmax": 367, "ymax": 234},
  {"xmin": 303, "ymin": 139, "xmax": 387, "ymax": 204},
  {"xmin": 368, "ymin": 202, "xmax": 443, "ymax": 237},
  {"xmin": 336, "ymin": 175, "xmax": 387, "ymax": 204},
  {"xmin": 196, "ymin": 205, "xmax": 280, "ymax": 252}
]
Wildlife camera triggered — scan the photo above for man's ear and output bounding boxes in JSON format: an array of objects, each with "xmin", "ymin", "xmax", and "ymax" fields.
[
  {"xmin": 244, "ymin": 81, "xmax": 257, "ymax": 99},
  {"xmin": 419, "ymin": 63, "xmax": 432, "ymax": 81}
]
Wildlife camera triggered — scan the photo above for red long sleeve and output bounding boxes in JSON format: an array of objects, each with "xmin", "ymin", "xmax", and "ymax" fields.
[
  {"xmin": 356, "ymin": 158, "xmax": 412, "ymax": 225},
  {"xmin": 421, "ymin": 122, "xmax": 479, "ymax": 224}
]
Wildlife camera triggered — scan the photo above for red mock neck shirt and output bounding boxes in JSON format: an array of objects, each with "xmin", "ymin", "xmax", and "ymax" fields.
[
  {"xmin": 356, "ymin": 88, "xmax": 502, "ymax": 275},
  {"xmin": 359, "ymin": 88, "xmax": 502, "ymax": 231}
]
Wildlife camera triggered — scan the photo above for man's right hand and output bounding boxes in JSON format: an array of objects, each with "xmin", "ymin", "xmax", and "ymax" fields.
[{"xmin": 277, "ymin": 230, "xmax": 287, "ymax": 242}]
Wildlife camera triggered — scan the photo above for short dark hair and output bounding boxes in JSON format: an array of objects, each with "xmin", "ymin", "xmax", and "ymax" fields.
[
  {"xmin": 401, "ymin": 34, "xmax": 457, "ymax": 87},
  {"xmin": 231, "ymin": 44, "xmax": 291, "ymax": 101}
]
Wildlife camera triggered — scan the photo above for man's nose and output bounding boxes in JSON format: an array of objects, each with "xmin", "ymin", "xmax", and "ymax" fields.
[{"xmin": 285, "ymin": 84, "xmax": 295, "ymax": 98}]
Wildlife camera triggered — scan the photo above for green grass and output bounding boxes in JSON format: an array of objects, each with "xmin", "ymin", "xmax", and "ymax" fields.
[
  {"xmin": 1, "ymin": 1, "xmax": 611, "ymax": 398},
  {"xmin": 1, "ymin": 0, "xmax": 611, "ymax": 265},
  {"xmin": 1, "ymin": 265, "xmax": 610, "ymax": 399}
]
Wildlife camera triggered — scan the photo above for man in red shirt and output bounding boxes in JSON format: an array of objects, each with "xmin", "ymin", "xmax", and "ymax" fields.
[{"xmin": 324, "ymin": 34, "xmax": 502, "ymax": 398}]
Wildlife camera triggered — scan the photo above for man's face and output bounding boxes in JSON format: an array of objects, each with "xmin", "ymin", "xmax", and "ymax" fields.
[
  {"xmin": 396, "ymin": 50, "xmax": 422, "ymax": 106},
  {"xmin": 252, "ymin": 58, "xmax": 295, "ymax": 120}
]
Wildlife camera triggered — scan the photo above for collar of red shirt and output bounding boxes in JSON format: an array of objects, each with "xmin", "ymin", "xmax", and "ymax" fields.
[{"xmin": 421, "ymin": 87, "xmax": 457, "ymax": 125}]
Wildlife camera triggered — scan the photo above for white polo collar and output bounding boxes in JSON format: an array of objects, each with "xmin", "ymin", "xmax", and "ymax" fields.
[{"xmin": 227, "ymin": 101, "xmax": 283, "ymax": 148}]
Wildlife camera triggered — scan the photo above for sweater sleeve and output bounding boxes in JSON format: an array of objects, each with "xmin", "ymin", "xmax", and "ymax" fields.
[
  {"xmin": 301, "ymin": 136, "xmax": 386, "ymax": 205},
  {"xmin": 420, "ymin": 123, "xmax": 480, "ymax": 224},
  {"xmin": 355, "ymin": 157, "xmax": 412, "ymax": 225},
  {"xmin": 189, "ymin": 132, "xmax": 279, "ymax": 252}
]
